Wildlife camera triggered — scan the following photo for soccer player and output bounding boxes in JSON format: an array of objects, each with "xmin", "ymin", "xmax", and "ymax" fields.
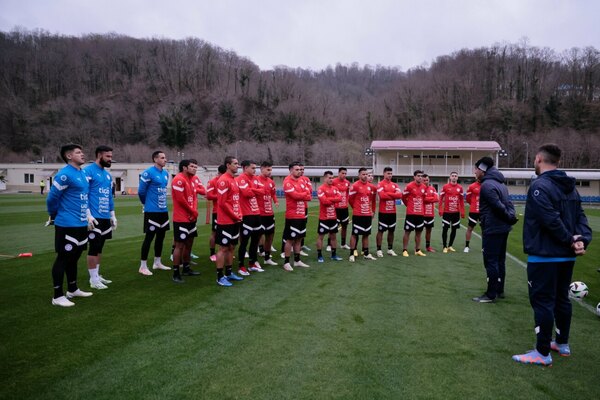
[
  {"xmin": 402, "ymin": 170, "xmax": 426, "ymax": 257},
  {"xmin": 348, "ymin": 168, "xmax": 377, "ymax": 262},
  {"xmin": 439, "ymin": 172, "xmax": 465, "ymax": 253},
  {"xmin": 170, "ymin": 159, "xmax": 201, "ymax": 283},
  {"xmin": 138, "ymin": 150, "xmax": 170, "ymax": 276},
  {"xmin": 257, "ymin": 161, "xmax": 279, "ymax": 266},
  {"xmin": 316, "ymin": 171, "xmax": 344, "ymax": 262},
  {"xmin": 206, "ymin": 165, "xmax": 226, "ymax": 262},
  {"xmin": 375, "ymin": 167, "xmax": 403, "ymax": 257},
  {"xmin": 236, "ymin": 160, "xmax": 265, "ymax": 275},
  {"xmin": 188, "ymin": 160, "xmax": 206, "ymax": 261},
  {"xmin": 464, "ymin": 178, "xmax": 481, "ymax": 253},
  {"xmin": 512, "ymin": 144, "xmax": 592, "ymax": 366},
  {"xmin": 84, "ymin": 145, "xmax": 117, "ymax": 290},
  {"xmin": 472, "ymin": 157, "xmax": 517, "ymax": 303},
  {"xmin": 299, "ymin": 163, "xmax": 311, "ymax": 254},
  {"xmin": 46, "ymin": 144, "xmax": 93, "ymax": 307},
  {"xmin": 331, "ymin": 167, "xmax": 351, "ymax": 250},
  {"xmin": 215, "ymin": 156, "xmax": 244, "ymax": 286},
  {"xmin": 282, "ymin": 162, "xmax": 312, "ymax": 271},
  {"xmin": 422, "ymin": 174, "xmax": 438, "ymax": 252}
]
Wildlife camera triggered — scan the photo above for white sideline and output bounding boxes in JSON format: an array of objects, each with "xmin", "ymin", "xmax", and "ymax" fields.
[{"xmin": 464, "ymin": 225, "xmax": 597, "ymax": 315}]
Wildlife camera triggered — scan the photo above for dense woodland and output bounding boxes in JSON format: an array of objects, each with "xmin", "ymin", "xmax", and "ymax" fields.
[{"xmin": 1, "ymin": 29, "xmax": 599, "ymax": 167}]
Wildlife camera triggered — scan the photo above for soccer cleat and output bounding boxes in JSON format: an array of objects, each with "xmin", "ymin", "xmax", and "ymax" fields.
[
  {"xmin": 280, "ymin": 252, "xmax": 286, "ymax": 259},
  {"xmin": 258, "ymin": 251, "xmax": 265, "ymax": 257},
  {"xmin": 172, "ymin": 275, "xmax": 185, "ymax": 284},
  {"xmin": 415, "ymin": 250, "xmax": 426, "ymax": 257},
  {"xmin": 550, "ymin": 342, "xmax": 571, "ymax": 357},
  {"xmin": 349, "ymin": 255, "xmax": 355, "ymax": 262},
  {"xmin": 249, "ymin": 263, "xmax": 265, "ymax": 272},
  {"xmin": 443, "ymin": 247, "xmax": 449, "ymax": 253},
  {"xmin": 302, "ymin": 245, "xmax": 311, "ymax": 251},
  {"xmin": 139, "ymin": 267, "xmax": 153, "ymax": 276},
  {"xmin": 463, "ymin": 247, "xmax": 470, "ymax": 253},
  {"xmin": 331, "ymin": 255, "xmax": 344, "ymax": 261},
  {"xmin": 209, "ymin": 254, "xmax": 217, "ymax": 262},
  {"xmin": 244, "ymin": 252, "xmax": 249, "ymax": 258},
  {"xmin": 226, "ymin": 273, "xmax": 244, "ymax": 281},
  {"xmin": 264, "ymin": 259, "xmax": 278, "ymax": 266},
  {"xmin": 402, "ymin": 250, "xmax": 409, "ymax": 257},
  {"xmin": 326, "ymin": 245, "xmax": 332, "ymax": 252},
  {"xmin": 376, "ymin": 250, "xmax": 384, "ymax": 258},
  {"xmin": 90, "ymin": 280, "xmax": 108, "ymax": 290},
  {"xmin": 191, "ymin": 252, "xmax": 199, "ymax": 259},
  {"xmin": 364, "ymin": 254, "xmax": 377, "ymax": 260},
  {"xmin": 98, "ymin": 275, "xmax": 112, "ymax": 284},
  {"xmin": 512, "ymin": 349, "xmax": 552, "ymax": 366},
  {"xmin": 152, "ymin": 262, "xmax": 171, "ymax": 270},
  {"xmin": 299, "ymin": 250, "xmax": 309, "ymax": 256},
  {"xmin": 238, "ymin": 266, "xmax": 251, "ymax": 276},
  {"xmin": 270, "ymin": 246, "xmax": 278, "ymax": 252},
  {"xmin": 341, "ymin": 244, "xmax": 351, "ymax": 250},
  {"xmin": 294, "ymin": 260, "xmax": 310, "ymax": 268},
  {"xmin": 426, "ymin": 247, "xmax": 436, "ymax": 253},
  {"xmin": 283, "ymin": 263, "xmax": 294, "ymax": 272},
  {"xmin": 317, "ymin": 256, "xmax": 325, "ymax": 263},
  {"xmin": 448, "ymin": 246, "xmax": 457, "ymax": 252},
  {"xmin": 182, "ymin": 267, "xmax": 200, "ymax": 276},
  {"xmin": 472, "ymin": 294, "xmax": 496, "ymax": 303},
  {"xmin": 217, "ymin": 276, "xmax": 233, "ymax": 287},
  {"xmin": 169, "ymin": 254, "xmax": 173, "ymax": 261},
  {"xmin": 66, "ymin": 289, "xmax": 93, "ymax": 299},
  {"xmin": 387, "ymin": 249, "xmax": 398, "ymax": 256},
  {"xmin": 52, "ymin": 296, "xmax": 75, "ymax": 307}
]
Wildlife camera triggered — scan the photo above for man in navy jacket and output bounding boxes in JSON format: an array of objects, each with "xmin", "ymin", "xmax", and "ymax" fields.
[
  {"xmin": 472, "ymin": 157, "xmax": 517, "ymax": 303},
  {"xmin": 512, "ymin": 144, "xmax": 592, "ymax": 367}
]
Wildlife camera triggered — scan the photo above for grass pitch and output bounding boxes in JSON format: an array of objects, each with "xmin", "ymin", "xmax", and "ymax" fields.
[{"xmin": 0, "ymin": 194, "xmax": 599, "ymax": 399}]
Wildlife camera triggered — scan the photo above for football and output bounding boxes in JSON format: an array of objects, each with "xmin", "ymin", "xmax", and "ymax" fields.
[{"xmin": 569, "ymin": 281, "xmax": 589, "ymax": 299}]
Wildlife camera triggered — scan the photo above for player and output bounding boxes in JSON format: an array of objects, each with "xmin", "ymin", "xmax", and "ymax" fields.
[
  {"xmin": 236, "ymin": 160, "xmax": 265, "ymax": 275},
  {"xmin": 331, "ymin": 167, "xmax": 351, "ymax": 250},
  {"xmin": 170, "ymin": 159, "xmax": 201, "ymax": 283},
  {"xmin": 299, "ymin": 163, "xmax": 311, "ymax": 254},
  {"xmin": 206, "ymin": 165, "xmax": 226, "ymax": 262},
  {"xmin": 84, "ymin": 145, "xmax": 117, "ymax": 290},
  {"xmin": 316, "ymin": 171, "xmax": 344, "ymax": 262},
  {"xmin": 282, "ymin": 162, "xmax": 312, "ymax": 271},
  {"xmin": 138, "ymin": 151, "xmax": 170, "ymax": 275},
  {"xmin": 375, "ymin": 167, "xmax": 403, "ymax": 257},
  {"xmin": 439, "ymin": 172, "xmax": 465, "ymax": 253},
  {"xmin": 464, "ymin": 178, "xmax": 481, "ymax": 253},
  {"xmin": 46, "ymin": 144, "xmax": 93, "ymax": 307},
  {"xmin": 402, "ymin": 170, "xmax": 426, "ymax": 257},
  {"xmin": 348, "ymin": 168, "xmax": 377, "ymax": 262},
  {"xmin": 422, "ymin": 174, "xmax": 438, "ymax": 252},
  {"xmin": 257, "ymin": 161, "xmax": 279, "ymax": 266},
  {"xmin": 215, "ymin": 156, "xmax": 244, "ymax": 286}
]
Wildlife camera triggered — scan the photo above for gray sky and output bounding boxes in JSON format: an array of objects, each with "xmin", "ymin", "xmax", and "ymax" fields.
[{"xmin": 1, "ymin": 0, "xmax": 598, "ymax": 71}]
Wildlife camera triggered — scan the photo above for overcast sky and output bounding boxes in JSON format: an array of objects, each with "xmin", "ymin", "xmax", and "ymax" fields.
[{"xmin": 1, "ymin": 0, "xmax": 598, "ymax": 71}]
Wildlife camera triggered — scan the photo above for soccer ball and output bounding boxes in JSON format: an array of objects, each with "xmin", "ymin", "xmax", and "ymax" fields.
[{"xmin": 569, "ymin": 281, "xmax": 588, "ymax": 299}]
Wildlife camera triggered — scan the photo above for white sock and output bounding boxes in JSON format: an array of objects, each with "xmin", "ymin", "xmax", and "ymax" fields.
[
  {"xmin": 153, "ymin": 257, "xmax": 162, "ymax": 265},
  {"xmin": 88, "ymin": 267, "xmax": 99, "ymax": 280},
  {"xmin": 96, "ymin": 264, "xmax": 100, "ymax": 275},
  {"xmin": 140, "ymin": 260, "xmax": 148, "ymax": 269}
]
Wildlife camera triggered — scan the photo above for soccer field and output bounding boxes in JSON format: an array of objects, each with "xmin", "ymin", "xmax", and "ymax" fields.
[{"xmin": 0, "ymin": 194, "xmax": 598, "ymax": 399}]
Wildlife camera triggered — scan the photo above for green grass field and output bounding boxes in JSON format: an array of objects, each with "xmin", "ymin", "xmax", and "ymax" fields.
[{"xmin": 0, "ymin": 194, "xmax": 599, "ymax": 400}]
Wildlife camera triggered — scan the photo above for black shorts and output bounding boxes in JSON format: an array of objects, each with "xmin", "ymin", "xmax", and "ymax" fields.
[
  {"xmin": 423, "ymin": 216, "xmax": 435, "ymax": 228},
  {"xmin": 335, "ymin": 208, "xmax": 350, "ymax": 224},
  {"xmin": 317, "ymin": 219, "xmax": 339, "ymax": 235},
  {"xmin": 442, "ymin": 212, "xmax": 461, "ymax": 229},
  {"xmin": 377, "ymin": 213, "xmax": 397, "ymax": 232},
  {"xmin": 468, "ymin": 212, "xmax": 480, "ymax": 227},
  {"xmin": 55, "ymin": 226, "xmax": 88, "ymax": 254},
  {"xmin": 211, "ymin": 213, "xmax": 217, "ymax": 232},
  {"xmin": 352, "ymin": 215, "xmax": 372, "ymax": 236},
  {"xmin": 173, "ymin": 222, "xmax": 198, "ymax": 242},
  {"xmin": 283, "ymin": 218, "xmax": 307, "ymax": 240},
  {"xmin": 216, "ymin": 223, "xmax": 240, "ymax": 247},
  {"xmin": 241, "ymin": 215, "xmax": 263, "ymax": 237},
  {"xmin": 144, "ymin": 212, "xmax": 170, "ymax": 233},
  {"xmin": 404, "ymin": 215, "xmax": 424, "ymax": 232},
  {"xmin": 88, "ymin": 218, "xmax": 112, "ymax": 256},
  {"xmin": 261, "ymin": 215, "xmax": 276, "ymax": 234}
]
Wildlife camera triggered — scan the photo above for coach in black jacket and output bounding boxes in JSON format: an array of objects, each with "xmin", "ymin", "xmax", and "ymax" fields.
[
  {"xmin": 472, "ymin": 157, "xmax": 517, "ymax": 303},
  {"xmin": 512, "ymin": 143, "xmax": 592, "ymax": 366}
]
